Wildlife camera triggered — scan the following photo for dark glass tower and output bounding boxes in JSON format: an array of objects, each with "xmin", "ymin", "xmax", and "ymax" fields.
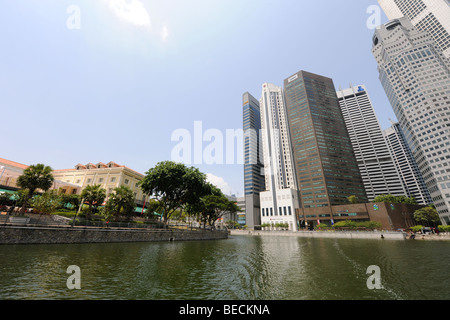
[
  {"xmin": 243, "ymin": 92, "xmax": 265, "ymax": 229},
  {"xmin": 283, "ymin": 71, "xmax": 367, "ymax": 212}
]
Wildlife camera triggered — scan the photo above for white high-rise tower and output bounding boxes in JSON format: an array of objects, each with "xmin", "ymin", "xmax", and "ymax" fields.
[
  {"xmin": 337, "ymin": 85, "xmax": 406, "ymax": 201},
  {"xmin": 372, "ymin": 17, "xmax": 450, "ymax": 224},
  {"xmin": 259, "ymin": 83, "xmax": 300, "ymax": 231},
  {"xmin": 378, "ymin": 0, "xmax": 450, "ymax": 58}
]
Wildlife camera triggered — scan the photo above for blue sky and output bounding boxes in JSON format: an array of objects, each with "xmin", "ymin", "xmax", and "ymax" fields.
[{"xmin": 0, "ymin": 0, "xmax": 392, "ymax": 197}]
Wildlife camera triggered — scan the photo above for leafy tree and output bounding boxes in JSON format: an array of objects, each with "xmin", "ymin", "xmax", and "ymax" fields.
[
  {"xmin": 81, "ymin": 184, "xmax": 106, "ymax": 218},
  {"xmin": 373, "ymin": 194, "xmax": 417, "ymax": 205},
  {"xmin": 59, "ymin": 192, "xmax": 81, "ymax": 211},
  {"xmin": 413, "ymin": 206, "xmax": 440, "ymax": 226},
  {"xmin": 31, "ymin": 190, "xmax": 62, "ymax": 215},
  {"xmin": 139, "ymin": 161, "xmax": 211, "ymax": 227},
  {"xmin": 348, "ymin": 195, "xmax": 359, "ymax": 204},
  {"xmin": 16, "ymin": 163, "xmax": 54, "ymax": 215},
  {"xmin": 104, "ymin": 186, "xmax": 136, "ymax": 221},
  {"xmin": 0, "ymin": 192, "xmax": 14, "ymax": 206}
]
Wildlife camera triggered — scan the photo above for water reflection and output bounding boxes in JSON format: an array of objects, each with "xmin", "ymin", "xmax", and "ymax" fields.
[{"xmin": 1, "ymin": 236, "xmax": 450, "ymax": 300}]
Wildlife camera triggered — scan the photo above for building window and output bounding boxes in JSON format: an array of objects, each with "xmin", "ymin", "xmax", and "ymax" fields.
[
  {"xmin": 124, "ymin": 179, "xmax": 129, "ymax": 185},
  {"xmin": 111, "ymin": 177, "xmax": 116, "ymax": 183}
]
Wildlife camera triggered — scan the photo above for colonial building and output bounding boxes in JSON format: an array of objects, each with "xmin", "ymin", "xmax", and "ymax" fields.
[{"xmin": 52, "ymin": 161, "xmax": 147, "ymax": 208}]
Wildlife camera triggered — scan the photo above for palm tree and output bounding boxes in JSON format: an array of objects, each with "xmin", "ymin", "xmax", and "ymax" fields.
[
  {"xmin": 81, "ymin": 184, "xmax": 106, "ymax": 218},
  {"xmin": 16, "ymin": 163, "xmax": 54, "ymax": 215},
  {"xmin": 105, "ymin": 186, "xmax": 136, "ymax": 221}
]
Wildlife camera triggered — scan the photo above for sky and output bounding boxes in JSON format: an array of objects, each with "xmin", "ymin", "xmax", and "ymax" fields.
[{"xmin": 0, "ymin": 0, "xmax": 393, "ymax": 197}]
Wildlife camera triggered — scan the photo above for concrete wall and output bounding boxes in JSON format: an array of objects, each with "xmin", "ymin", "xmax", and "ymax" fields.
[
  {"xmin": 230, "ymin": 229, "xmax": 407, "ymax": 240},
  {"xmin": 0, "ymin": 226, "xmax": 228, "ymax": 245}
]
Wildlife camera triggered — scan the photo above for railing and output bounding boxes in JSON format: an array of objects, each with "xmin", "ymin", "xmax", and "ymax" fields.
[{"xmin": 0, "ymin": 211, "xmax": 228, "ymax": 233}]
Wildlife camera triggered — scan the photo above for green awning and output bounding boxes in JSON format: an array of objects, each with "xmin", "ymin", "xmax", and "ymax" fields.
[{"xmin": 0, "ymin": 188, "xmax": 15, "ymax": 194}]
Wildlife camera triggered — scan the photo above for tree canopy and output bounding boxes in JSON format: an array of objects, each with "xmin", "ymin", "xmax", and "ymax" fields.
[
  {"xmin": 139, "ymin": 161, "xmax": 211, "ymax": 226},
  {"xmin": 414, "ymin": 206, "xmax": 440, "ymax": 226},
  {"xmin": 16, "ymin": 163, "xmax": 54, "ymax": 214},
  {"xmin": 372, "ymin": 194, "xmax": 417, "ymax": 205}
]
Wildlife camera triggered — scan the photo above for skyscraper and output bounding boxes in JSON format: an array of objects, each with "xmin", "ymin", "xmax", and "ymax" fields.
[
  {"xmin": 243, "ymin": 92, "xmax": 265, "ymax": 229},
  {"xmin": 259, "ymin": 83, "xmax": 300, "ymax": 231},
  {"xmin": 372, "ymin": 17, "xmax": 450, "ymax": 224},
  {"xmin": 384, "ymin": 122, "xmax": 433, "ymax": 205},
  {"xmin": 378, "ymin": 0, "xmax": 450, "ymax": 58},
  {"xmin": 337, "ymin": 85, "xmax": 406, "ymax": 201},
  {"xmin": 283, "ymin": 71, "xmax": 367, "ymax": 214}
]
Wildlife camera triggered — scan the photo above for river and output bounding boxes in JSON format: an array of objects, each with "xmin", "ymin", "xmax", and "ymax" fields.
[{"xmin": 0, "ymin": 234, "xmax": 449, "ymax": 300}]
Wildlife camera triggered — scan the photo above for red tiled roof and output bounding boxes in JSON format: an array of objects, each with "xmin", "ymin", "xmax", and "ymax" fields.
[{"xmin": 0, "ymin": 157, "xmax": 29, "ymax": 170}]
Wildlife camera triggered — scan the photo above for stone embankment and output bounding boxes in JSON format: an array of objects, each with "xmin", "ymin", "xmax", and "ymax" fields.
[
  {"xmin": 229, "ymin": 229, "xmax": 450, "ymax": 240},
  {"xmin": 0, "ymin": 225, "xmax": 228, "ymax": 245}
]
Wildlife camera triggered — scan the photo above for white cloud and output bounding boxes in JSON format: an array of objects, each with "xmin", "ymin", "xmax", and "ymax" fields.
[
  {"xmin": 206, "ymin": 173, "xmax": 234, "ymax": 196},
  {"xmin": 105, "ymin": 0, "xmax": 151, "ymax": 28}
]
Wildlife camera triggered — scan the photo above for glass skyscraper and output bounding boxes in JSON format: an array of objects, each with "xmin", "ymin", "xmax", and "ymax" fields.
[
  {"xmin": 243, "ymin": 92, "xmax": 265, "ymax": 229},
  {"xmin": 283, "ymin": 71, "xmax": 367, "ymax": 215}
]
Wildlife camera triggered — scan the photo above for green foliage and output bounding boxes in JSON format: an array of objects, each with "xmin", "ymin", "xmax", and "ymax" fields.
[
  {"xmin": 373, "ymin": 194, "xmax": 417, "ymax": 205},
  {"xmin": 438, "ymin": 225, "xmax": 450, "ymax": 233},
  {"xmin": 31, "ymin": 190, "xmax": 62, "ymax": 215},
  {"xmin": 348, "ymin": 195, "xmax": 359, "ymax": 204},
  {"xmin": 104, "ymin": 185, "xmax": 136, "ymax": 221},
  {"xmin": 413, "ymin": 206, "xmax": 440, "ymax": 226},
  {"xmin": 139, "ymin": 161, "xmax": 211, "ymax": 226},
  {"xmin": 81, "ymin": 184, "xmax": 106, "ymax": 217},
  {"xmin": 332, "ymin": 220, "xmax": 382, "ymax": 230},
  {"xmin": 410, "ymin": 225, "xmax": 423, "ymax": 233},
  {"xmin": 0, "ymin": 192, "xmax": 14, "ymax": 206},
  {"xmin": 16, "ymin": 163, "xmax": 54, "ymax": 214}
]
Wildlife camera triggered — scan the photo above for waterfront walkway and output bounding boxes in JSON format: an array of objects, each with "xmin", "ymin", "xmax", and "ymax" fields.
[{"xmin": 229, "ymin": 229, "xmax": 450, "ymax": 241}]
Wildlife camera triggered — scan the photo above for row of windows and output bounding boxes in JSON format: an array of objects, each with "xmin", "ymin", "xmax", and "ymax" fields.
[{"xmin": 261, "ymin": 206, "xmax": 292, "ymax": 217}]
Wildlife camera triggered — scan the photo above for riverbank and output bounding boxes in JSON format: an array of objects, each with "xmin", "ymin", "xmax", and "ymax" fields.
[
  {"xmin": 229, "ymin": 229, "xmax": 450, "ymax": 240},
  {"xmin": 0, "ymin": 225, "xmax": 228, "ymax": 245}
]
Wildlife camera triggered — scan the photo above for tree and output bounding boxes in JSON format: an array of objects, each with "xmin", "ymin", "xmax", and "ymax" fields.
[
  {"xmin": 373, "ymin": 194, "xmax": 417, "ymax": 205},
  {"xmin": 139, "ymin": 161, "xmax": 211, "ymax": 227},
  {"xmin": 81, "ymin": 184, "xmax": 106, "ymax": 218},
  {"xmin": 348, "ymin": 195, "xmax": 359, "ymax": 204},
  {"xmin": 16, "ymin": 163, "xmax": 54, "ymax": 215},
  {"xmin": 413, "ymin": 206, "xmax": 440, "ymax": 227},
  {"xmin": 31, "ymin": 190, "xmax": 62, "ymax": 215},
  {"xmin": 104, "ymin": 185, "xmax": 136, "ymax": 221}
]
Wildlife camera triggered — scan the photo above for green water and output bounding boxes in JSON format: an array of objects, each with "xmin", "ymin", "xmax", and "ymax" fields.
[{"xmin": 0, "ymin": 235, "xmax": 449, "ymax": 300}]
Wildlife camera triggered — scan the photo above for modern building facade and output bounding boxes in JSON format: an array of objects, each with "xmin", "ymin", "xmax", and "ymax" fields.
[
  {"xmin": 242, "ymin": 92, "xmax": 265, "ymax": 229},
  {"xmin": 384, "ymin": 122, "xmax": 433, "ymax": 204},
  {"xmin": 372, "ymin": 17, "xmax": 450, "ymax": 224},
  {"xmin": 283, "ymin": 71, "xmax": 367, "ymax": 226},
  {"xmin": 337, "ymin": 85, "xmax": 406, "ymax": 201},
  {"xmin": 378, "ymin": 0, "xmax": 450, "ymax": 58},
  {"xmin": 259, "ymin": 83, "xmax": 300, "ymax": 231}
]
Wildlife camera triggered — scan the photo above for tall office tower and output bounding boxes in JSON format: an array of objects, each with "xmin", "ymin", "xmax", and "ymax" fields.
[
  {"xmin": 384, "ymin": 122, "xmax": 433, "ymax": 205},
  {"xmin": 372, "ymin": 17, "xmax": 450, "ymax": 224},
  {"xmin": 337, "ymin": 85, "xmax": 406, "ymax": 201},
  {"xmin": 259, "ymin": 83, "xmax": 300, "ymax": 231},
  {"xmin": 378, "ymin": 0, "xmax": 450, "ymax": 58},
  {"xmin": 283, "ymin": 71, "xmax": 367, "ymax": 212},
  {"xmin": 243, "ymin": 92, "xmax": 265, "ymax": 230}
]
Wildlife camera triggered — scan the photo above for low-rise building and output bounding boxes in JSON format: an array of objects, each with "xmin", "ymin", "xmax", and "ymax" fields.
[
  {"xmin": 52, "ymin": 161, "xmax": 147, "ymax": 209},
  {"xmin": 297, "ymin": 202, "xmax": 426, "ymax": 231}
]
